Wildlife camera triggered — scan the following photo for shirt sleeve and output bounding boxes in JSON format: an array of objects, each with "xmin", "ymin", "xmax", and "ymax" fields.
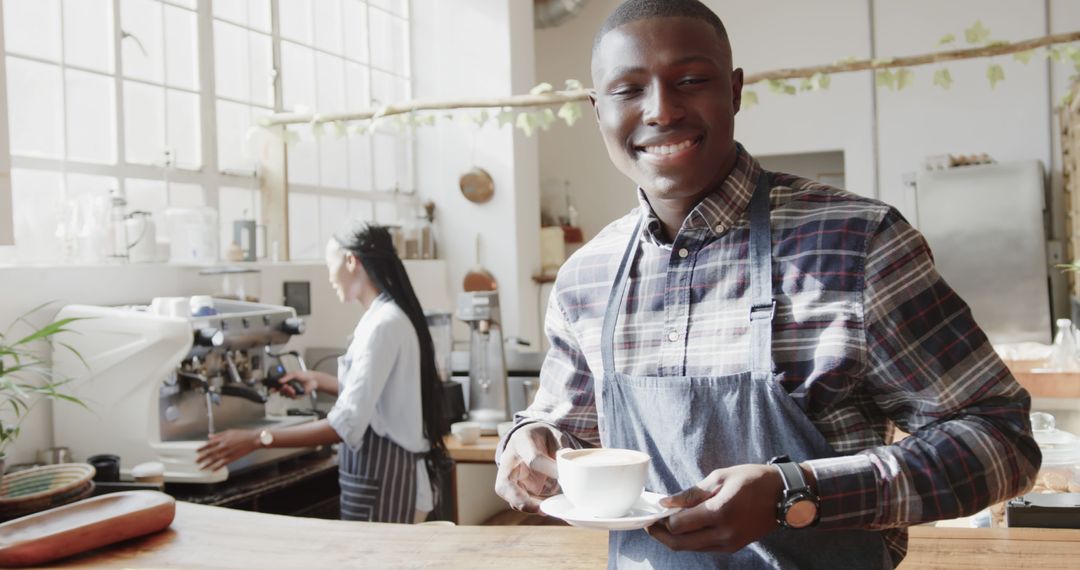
[
  {"xmin": 805, "ymin": 207, "xmax": 1041, "ymax": 530},
  {"xmin": 327, "ymin": 319, "xmax": 399, "ymax": 450},
  {"xmin": 495, "ymin": 286, "xmax": 601, "ymax": 464}
]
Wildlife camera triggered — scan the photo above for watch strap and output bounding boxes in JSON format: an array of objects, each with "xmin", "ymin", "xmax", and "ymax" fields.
[{"xmin": 774, "ymin": 460, "xmax": 808, "ymax": 493}]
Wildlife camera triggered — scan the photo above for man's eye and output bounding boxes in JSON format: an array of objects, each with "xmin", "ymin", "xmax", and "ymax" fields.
[
  {"xmin": 679, "ymin": 77, "xmax": 709, "ymax": 86},
  {"xmin": 610, "ymin": 86, "xmax": 643, "ymax": 98}
]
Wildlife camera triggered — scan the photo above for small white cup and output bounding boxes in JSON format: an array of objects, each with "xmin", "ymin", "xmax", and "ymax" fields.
[
  {"xmin": 451, "ymin": 421, "xmax": 481, "ymax": 445},
  {"xmin": 496, "ymin": 421, "xmax": 514, "ymax": 439},
  {"xmin": 150, "ymin": 297, "xmax": 190, "ymax": 318},
  {"xmin": 556, "ymin": 448, "xmax": 650, "ymax": 518}
]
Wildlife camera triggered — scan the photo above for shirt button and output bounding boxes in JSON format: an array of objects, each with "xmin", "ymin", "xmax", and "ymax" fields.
[
  {"xmin": 667, "ymin": 331, "xmax": 679, "ymax": 342},
  {"xmin": 678, "ymin": 248, "xmax": 689, "ymax": 258},
  {"xmin": 714, "ymin": 224, "xmax": 724, "ymax": 233}
]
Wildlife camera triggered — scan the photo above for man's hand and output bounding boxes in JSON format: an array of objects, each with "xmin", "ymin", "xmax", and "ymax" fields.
[
  {"xmin": 494, "ymin": 424, "xmax": 562, "ymax": 513},
  {"xmin": 196, "ymin": 429, "xmax": 259, "ymax": 472},
  {"xmin": 646, "ymin": 464, "xmax": 784, "ymax": 553}
]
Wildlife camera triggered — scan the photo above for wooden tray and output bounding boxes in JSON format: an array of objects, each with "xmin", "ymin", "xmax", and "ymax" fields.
[{"xmin": 0, "ymin": 490, "xmax": 175, "ymax": 567}]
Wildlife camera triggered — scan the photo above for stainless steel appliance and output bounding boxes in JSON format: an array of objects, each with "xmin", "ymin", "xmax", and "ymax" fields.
[
  {"xmin": 51, "ymin": 299, "xmax": 318, "ymax": 483},
  {"xmin": 456, "ymin": 291, "xmax": 509, "ymax": 432}
]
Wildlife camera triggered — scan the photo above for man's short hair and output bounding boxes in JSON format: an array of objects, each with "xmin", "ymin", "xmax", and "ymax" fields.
[{"xmin": 592, "ymin": 0, "xmax": 729, "ymax": 57}]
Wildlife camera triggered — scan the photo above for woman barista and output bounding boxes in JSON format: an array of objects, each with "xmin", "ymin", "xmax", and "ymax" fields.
[{"xmin": 196, "ymin": 224, "xmax": 449, "ymax": 523}]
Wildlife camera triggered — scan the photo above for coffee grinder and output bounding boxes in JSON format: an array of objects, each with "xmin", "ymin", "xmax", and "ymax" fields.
[{"xmin": 456, "ymin": 291, "xmax": 509, "ymax": 433}]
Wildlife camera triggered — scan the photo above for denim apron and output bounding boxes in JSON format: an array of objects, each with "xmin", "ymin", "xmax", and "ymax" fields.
[{"xmin": 599, "ymin": 173, "xmax": 891, "ymax": 569}]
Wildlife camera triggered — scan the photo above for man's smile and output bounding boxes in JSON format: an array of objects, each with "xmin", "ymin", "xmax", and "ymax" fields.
[{"xmin": 634, "ymin": 135, "xmax": 704, "ymax": 164}]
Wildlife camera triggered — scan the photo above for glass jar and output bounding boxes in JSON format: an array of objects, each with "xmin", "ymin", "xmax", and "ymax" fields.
[{"xmin": 1030, "ymin": 411, "xmax": 1080, "ymax": 494}]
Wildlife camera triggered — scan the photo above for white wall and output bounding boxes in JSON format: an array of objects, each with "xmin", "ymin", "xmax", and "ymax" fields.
[
  {"xmin": 412, "ymin": 0, "xmax": 543, "ymax": 347},
  {"xmin": 535, "ymin": 1, "xmax": 1072, "ymax": 297},
  {"xmin": 0, "ymin": 259, "xmax": 449, "ymax": 465}
]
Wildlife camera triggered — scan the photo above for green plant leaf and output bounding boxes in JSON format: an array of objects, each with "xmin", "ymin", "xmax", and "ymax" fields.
[
  {"xmin": 564, "ymin": 79, "xmax": 584, "ymax": 91},
  {"xmin": 938, "ymin": 33, "xmax": 956, "ymax": 46},
  {"xmin": 800, "ymin": 78, "xmax": 814, "ymax": 91},
  {"xmin": 310, "ymin": 121, "xmax": 325, "ymax": 138},
  {"xmin": 1014, "ymin": 50, "xmax": 1035, "ymax": 64},
  {"xmin": 497, "ymin": 109, "xmax": 516, "ymax": 128},
  {"xmin": 742, "ymin": 90, "xmax": 758, "ymax": 109},
  {"xmin": 1047, "ymin": 47, "xmax": 1063, "ymax": 62},
  {"xmin": 986, "ymin": 40, "xmax": 1010, "ymax": 48},
  {"xmin": 1063, "ymin": 92, "xmax": 1076, "ymax": 109},
  {"xmin": 965, "ymin": 20, "xmax": 991, "ymax": 45},
  {"xmin": 557, "ymin": 102, "xmax": 583, "ymax": 126},
  {"xmin": 529, "ymin": 82, "xmax": 554, "ymax": 96},
  {"xmin": 515, "ymin": 112, "xmax": 537, "ymax": 136},
  {"xmin": 332, "ymin": 121, "xmax": 348, "ymax": 138},
  {"xmin": 896, "ymin": 68, "xmax": 915, "ymax": 90},
  {"xmin": 933, "ymin": 68, "xmax": 954, "ymax": 90},
  {"xmin": 13, "ymin": 317, "xmax": 84, "ymax": 347},
  {"xmin": 538, "ymin": 108, "xmax": 557, "ymax": 131},
  {"xmin": 816, "ymin": 73, "xmax": 831, "ymax": 90},
  {"xmin": 987, "ymin": 64, "xmax": 1005, "ymax": 88},
  {"xmin": 876, "ymin": 69, "xmax": 896, "ymax": 90}
]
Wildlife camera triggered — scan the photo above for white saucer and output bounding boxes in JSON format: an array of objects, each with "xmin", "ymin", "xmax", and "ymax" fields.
[{"xmin": 539, "ymin": 491, "xmax": 681, "ymax": 531}]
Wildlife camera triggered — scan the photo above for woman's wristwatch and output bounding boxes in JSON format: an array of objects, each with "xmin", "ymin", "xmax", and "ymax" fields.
[
  {"xmin": 258, "ymin": 429, "xmax": 275, "ymax": 448},
  {"xmin": 768, "ymin": 455, "xmax": 820, "ymax": 529}
]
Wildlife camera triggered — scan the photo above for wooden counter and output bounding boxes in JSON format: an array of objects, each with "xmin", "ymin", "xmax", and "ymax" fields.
[
  {"xmin": 444, "ymin": 434, "xmax": 499, "ymax": 463},
  {"xmin": 39, "ymin": 501, "xmax": 1080, "ymax": 569}
]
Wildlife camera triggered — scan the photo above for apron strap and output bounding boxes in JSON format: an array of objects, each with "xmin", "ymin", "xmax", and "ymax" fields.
[
  {"xmin": 601, "ymin": 216, "xmax": 644, "ymax": 374},
  {"xmin": 749, "ymin": 172, "xmax": 775, "ymax": 381},
  {"xmin": 600, "ymin": 172, "xmax": 774, "ymax": 377}
]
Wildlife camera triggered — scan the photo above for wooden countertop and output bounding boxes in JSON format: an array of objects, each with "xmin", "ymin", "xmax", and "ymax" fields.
[
  {"xmin": 444, "ymin": 434, "xmax": 499, "ymax": 463},
  {"xmin": 39, "ymin": 501, "xmax": 1080, "ymax": 569}
]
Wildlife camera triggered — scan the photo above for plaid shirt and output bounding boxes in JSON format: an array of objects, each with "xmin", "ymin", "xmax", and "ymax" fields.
[{"xmin": 515, "ymin": 146, "xmax": 1040, "ymax": 563}]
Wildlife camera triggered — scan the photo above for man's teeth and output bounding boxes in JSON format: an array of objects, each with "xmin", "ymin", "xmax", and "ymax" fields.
[{"xmin": 642, "ymin": 139, "xmax": 695, "ymax": 155}]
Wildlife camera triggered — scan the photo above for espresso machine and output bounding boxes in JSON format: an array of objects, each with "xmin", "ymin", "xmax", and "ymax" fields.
[
  {"xmin": 456, "ymin": 291, "xmax": 510, "ymax": 432},
  {"xmin": 51, "ymin": 298, "xmax": 318, "ymax": 483}
]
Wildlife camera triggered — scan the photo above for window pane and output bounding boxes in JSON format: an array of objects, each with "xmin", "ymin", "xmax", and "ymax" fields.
[
  {"xmin": 371, "ymin": 69, "xmax": 408, "ymax": 108},
  {"xmin": 373, "ymin": 132, "xmax": 411, "ymax": 191},
  {"xmin": 167, "ymin": 181, "xmax": 205, "ymax": 207},
  {"xmin": 4, "ymin": 0, "xmax": 61, "ymax": 61},
  {"xmin": 124, "ymin": 80, "xmax": 165, "ymax": 165},
  {"xmin": 369, "ymin": 7, "xmax": 407, "ymax": 74},
  {"xmin": 213, "ymin": 19, "xmax": 248, "ymax": 101},
  {"xmin": 166, "ymin": 89, "xmax": 201, "ymax": 169},
  {"xmin": 7, "ymin": 57, "xmax": 64, "ymax": 158},
  {"xmin": 217, "ymin": 100, "xmax": 255, "ymax": 173},
  {"xmin": 320, "ymin": 136, "xmax": 348, "ymax": 189},
  {"xmin": 316, "ymin": 53, "xmax": 345, "ymax": 113},
  {"xmin": 164, "ymin": 4, "xmax": 198, "ymax": 90},
  {"xmin": 373, "ymin": 200, "xmax": 396, "ymax": 224},
  {"xmin": 11, "ymin": 168, "xmax": 64, "ymax": 263},
  {"xmin": 286, "ymin": 128, "xmax": 318, "ymax": 185},
  {"xmin": 163, "ymin": 0, "xmax": 195, "ymax": 9},
  {"xmin": 66, "ymin": 69, "xmax": 116, "ymax": 164},
  {"xmin": 247, "ymin": 0, "xmax": 271, "ymax": 33},
  {"xmin": 318, "ymin": 195, "xmax": 348, "ymax": 248},
  {"xmin": 121, "ymin": 0, "xmax": 164, "ymax": 83},
  {"xmin": 248, "ymin": 31, "xmax": 273, "ymax": 106},
  {"xmin": 343, "ymin": 0, "xmax": 367, "ymax": 63},
  {"xmin": 219, "ymin": 186, "xmax": 261, "ymax": 258},
  {"xmin": 64, "ymin": 0, "xmax": 113, "ymax": 73},
  {"xmin": 125, "ymin": 177, "xmax": 169, "ymax": 234},
  {"xmin": 288, "ymin": 191, "xmax": 319, "ymax": 260},
  {"xmin": 348, "ymin": 199, "xmax": 372, "ymax": 224},
  {"xmin": 280, "ymin": 41, "xmax": 315, "ymax": 111},
  {"xmin": 345, "ymin": 61, "xmax": 369, "ymax": 108},
  {"xmin": 278, "ymin": 0, "xmax": 311, "ymax": 44},
  {"xmin": 348, "ymin": 134, "xmax": 372, "ymax": 191},
  {"xmin": 312, "ymin": 0, "xmax": 342, "ymax": 54},
  {"xmin": 212, "ymin": 0, "xmax": 246, "ymax": 26},
  {"xmin": 65, "ymin": 172, "xmax": 116, "ymax": 203},
  {"xmin": 369, "ymin": 0, "xmax": 407, "ymax": 18}
]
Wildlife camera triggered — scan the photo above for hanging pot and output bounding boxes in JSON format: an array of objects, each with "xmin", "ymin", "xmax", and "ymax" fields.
[{"xmin": 459, "ymin": 167, "xmax": 495, "ymax": 204}]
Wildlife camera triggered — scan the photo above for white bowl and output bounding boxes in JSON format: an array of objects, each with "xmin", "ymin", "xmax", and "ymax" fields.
[
  {"xmin": 556, "ymin": 448, "xmax": 650, "ymax": 519},
  {"xmin": 450, "ymin": 421, "xmax": 481, "ymax": 445}
]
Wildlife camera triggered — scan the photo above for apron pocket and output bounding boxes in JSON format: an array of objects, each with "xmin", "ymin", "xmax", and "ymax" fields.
[{"xmin": 339, "ymin": 471, "xmax": 381, "ymax": 521}]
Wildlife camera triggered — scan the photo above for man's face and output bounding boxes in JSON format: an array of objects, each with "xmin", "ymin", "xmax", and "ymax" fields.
[{"xmin": 591, "ymin": 17, "xmax": 743, "ymax": 201}]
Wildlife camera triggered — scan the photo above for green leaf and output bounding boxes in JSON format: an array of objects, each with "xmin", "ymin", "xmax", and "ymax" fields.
[
  {"xmin": 556, "ymin": 102, "xmax": 583, "ymax": 126},
  {"xmin": 332, "ymin": 121, "xmax": 347, "ymax": 138},
  {"xmin": 496, "ymin": 109, "xmax": 516, "ymax": 128},
  {"xmin": 836, "ymin": 55, "xmax": 858, "ymax": 65},
  {"xmin": 799, "ymin": 78, "xmax": 814, "ymax": 91},
  {"xmin": 816, "ymin": 73, "xmax": 831, "ymax": 90},
  {"xmin": 1047, "ymin": 47, "xmax": 1063, "ymax": 62},
  {"xmin": 987, "ymin": 64, "xmax": 1005, "ymax": 88},
  {"xmin": 515, "ymin": 112, "xmax": 537, "ymax": 136},
  {"xmin": 472, "ymin": 110, "xmax": 490, "ymax": 126},
  {"xmin": 876, "ymin": 69, "xmax": 897, "ymax": 90},
  {"xmin": 933, "ymin": 68, "xmax": 954, "ymax": 90},
  {"xmin": 964, "ymin": 20, "xmax": 991, "ymax": 45},
  {"xmin": 768, "ymin": 79, "xmax": 795, "ymax": 95},
  {"xmin": 282, "ymin": 129, "xmax": 300, "ymax": 145},
  {"xmin": 13, "ymin": 317, "xmax": 84, "ymax": 347},
  {"xmin": 1014, "ymin": 50, "xmax": 1036, "ymax": 64},
  {"xmin": 742, "ymin": 90, "xmax": 759, "ymax": 109},
  {"xmin": 986, "ymin": 40, "xmax": 1010, "ymax": 48},
  {"xmin": 1062, "ymin": 92, "xmax": 1075, "ymax": 108},
  {"xmin": 564, "ymin": 79, "xmax": 584, "ymax": 91},
  {"xmin": 896, "ymin": 68, "xmax": 915, "ymax": 91},
  {"xmin": 938, "ymin": 33, "xmax": 956, "ymax": 46},
  {"xmin": 529, "ymin": 82, "xmax": 554, "ymax": 96},
  {"xmin": 310, "ymin": 121, "xmax": 325, "ymax": 138}
]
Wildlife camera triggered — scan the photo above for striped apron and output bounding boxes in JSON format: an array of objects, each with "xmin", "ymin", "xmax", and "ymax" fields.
[{"xmin": 338, "ymin": 427, "xmax": 422, "ymax": 523}]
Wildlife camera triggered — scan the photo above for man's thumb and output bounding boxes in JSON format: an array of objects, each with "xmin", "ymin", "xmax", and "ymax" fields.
[{"xmin": 659, "ymin": 474, "xmax": 723, "ymax": 508}]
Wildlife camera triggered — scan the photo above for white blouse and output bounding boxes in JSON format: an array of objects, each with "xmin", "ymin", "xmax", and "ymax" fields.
[{"xmin": 327, "ymin": 293, "xmax": 433, "ymax": 512}]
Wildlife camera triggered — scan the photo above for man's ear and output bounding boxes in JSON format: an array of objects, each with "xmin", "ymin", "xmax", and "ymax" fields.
[
  {"xmin": 589, "ymin": 89, "xmax": 601, "ymax": 122},
  {"xmin": 731, "ymin": 68, "xmax": 744, "ymax": 114}
]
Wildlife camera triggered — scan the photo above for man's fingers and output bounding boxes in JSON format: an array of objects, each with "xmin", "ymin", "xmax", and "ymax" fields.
[
  {"xmin": 664, "ymin": 493, "xmax": 727, "ymax": 535},
  {"xmin": 495, "ymin": 466, "xmax": 543, "ymax": 513},
  {"xmin": 646, "ymin": 521, "xmax": 736, "ymax": 553},
  {"xmin": 660, "ymin": 472, "xmax": 722, "ymax": 509},
  {"xmin": 522, "ymin": 450, "xmax": 558, "ymax": 479}
]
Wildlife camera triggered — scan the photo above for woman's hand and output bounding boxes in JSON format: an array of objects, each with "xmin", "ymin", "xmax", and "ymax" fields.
[
  {"xmin": 494, "ymin": 424, "xmax": 562, "ymax": 513},
  {"xmin": 275, "ymin": 370, "xmax": 319, "ymax": 398},
  {"xmin": 196, "ymin": 429, "xmax": 259, "ymax": 472},
  {"xmin": 645, "ymin": 464, "xmax": 785, "ymax": 553}
]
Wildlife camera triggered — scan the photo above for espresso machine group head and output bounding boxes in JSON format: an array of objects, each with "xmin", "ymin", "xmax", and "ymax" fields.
[
  {"xmin": 51, "ymin": 299, "xmax": 317, "ymax": 483},
  {"xmin": 456, "ymin": 291, "xmax": 509, "ymax": 432}
]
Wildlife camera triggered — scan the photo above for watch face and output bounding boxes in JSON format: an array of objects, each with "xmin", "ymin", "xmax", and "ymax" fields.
[
  {"xmin": 260, "ymin": 430, "xmax": 273, "ymax": 446},
  {"xmin": 785, "ymin": 499, "xmax": 818, "ymax": 529}
]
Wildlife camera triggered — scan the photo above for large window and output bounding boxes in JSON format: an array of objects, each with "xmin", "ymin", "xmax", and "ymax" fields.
[{"xmin": 0, "ymin": 0, "xmax": 413, "ymax": 264}]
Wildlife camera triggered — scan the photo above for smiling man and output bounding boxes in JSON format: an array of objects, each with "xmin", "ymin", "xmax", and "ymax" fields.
[{"xmin": 494, "ymin": 1, "xmax": 1040, "ymax": 568}]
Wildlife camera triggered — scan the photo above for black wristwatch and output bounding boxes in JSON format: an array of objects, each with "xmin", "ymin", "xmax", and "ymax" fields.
[{"xmin": 768, "ymin": 455, "xmax": 820, "ymax": 529}]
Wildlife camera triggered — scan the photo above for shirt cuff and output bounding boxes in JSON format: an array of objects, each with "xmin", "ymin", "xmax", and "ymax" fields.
[
  {"xmin": 494, "ymin": 420, "xmax": 590, "ymax": 466},
  {"xmin": 327, "ymin": 406, "xmax": 365, "ymax": 450},
  {"xmin": 805, "ymin": 454, "xmax": 880, "ymax": 530}
]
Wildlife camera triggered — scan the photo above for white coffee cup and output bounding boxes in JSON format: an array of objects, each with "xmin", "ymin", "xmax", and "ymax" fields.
[
  {"xmin": 150, "ymin": 297, "xmax": 190, "ymax": 318},
  {"xmin": 451, "ymin": 421, "xmax": 481, "ymax": 445},
  {"xmin": 556, "ymin": 448, "xmax": 650, "ymax": 518}
]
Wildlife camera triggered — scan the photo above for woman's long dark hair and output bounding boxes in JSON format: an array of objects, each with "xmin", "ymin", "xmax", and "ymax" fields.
[{"xmin": 334, "ymin": 224, "xmax": 450, "ymax": 506}]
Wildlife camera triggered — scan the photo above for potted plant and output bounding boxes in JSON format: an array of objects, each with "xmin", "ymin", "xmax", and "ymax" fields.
[{"xmin": 0, "ymin": 305, "xmax": 87, "ymax": 474}]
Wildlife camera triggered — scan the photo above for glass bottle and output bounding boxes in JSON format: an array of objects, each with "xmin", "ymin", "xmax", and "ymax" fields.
[{"xmin": 1047, "ymin": 318, "xmax": 1080, "ymax": 371}]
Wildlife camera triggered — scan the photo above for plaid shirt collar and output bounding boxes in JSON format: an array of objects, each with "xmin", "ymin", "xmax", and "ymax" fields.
[{"xmin": 635, "ymin": 143, "xmax": 761, "ymax": 246}]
